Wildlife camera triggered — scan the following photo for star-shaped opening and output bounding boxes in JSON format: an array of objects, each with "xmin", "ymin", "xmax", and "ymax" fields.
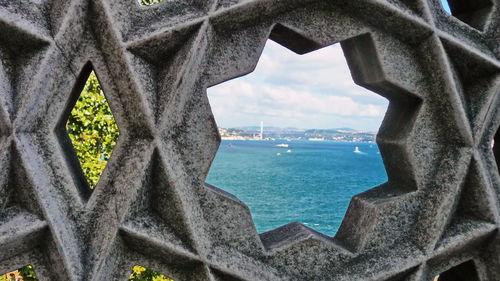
[{"xmin": 206, "ymin": 38, "xmax": 389, "ymax": 236}]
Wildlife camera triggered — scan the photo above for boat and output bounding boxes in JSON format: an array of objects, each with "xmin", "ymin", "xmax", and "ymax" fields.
[
  {"xmin": 276, "ymin": 143, "xmax": 289, "ymax": 148},
  {"xmin": 354, "ymin": 146, "xmax": 361, "ymax": 153},
  {"xmin": 286, "ymin": 149, "xmax": 292, "ymax": 153},
  {"xmin": 276, "ymin": 152, "xmax": 282, "ymax": 156}
]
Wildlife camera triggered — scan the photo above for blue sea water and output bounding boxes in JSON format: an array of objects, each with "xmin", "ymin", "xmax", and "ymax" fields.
[{"xmin": 205, "ymin": 140, "xmax": 388, "ymax": 236}]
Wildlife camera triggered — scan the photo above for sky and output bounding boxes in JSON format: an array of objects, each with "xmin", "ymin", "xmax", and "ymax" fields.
[
  {"xmin": 441, "ymin": 1, "xmax": 451, "ymax": 13},
  {"xmin": 207, "ymin": 1, "xmax": 452, "ymax": 132}
]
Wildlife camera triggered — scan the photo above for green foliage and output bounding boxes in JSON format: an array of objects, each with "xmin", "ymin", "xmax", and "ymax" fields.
[
  {"xmin": 130, "ymin": 266, "xmax": 174, "ymax": 281},
  {"xmin": 18, "ymin": 266, "xmax": 38, "ymax": 281},
  {"xmin": 0, "ymin": 265, "xmax": 37, "ymax": 281},
  {"xmin": 138, "ymin": 0, "xmax": 166, "ymax": 7},
  {"xmin": 67, "ymin": 72, "xmax": 120, "ymax": 189},
  {"xmin": 1, "ymin": 265, "xmax": 172, "ymax": 281},
  {"xmin": 10, "ymin": 4, "xmax": 173, "ymax": 281},
  {"xmin": 0, "ymin": 73, "xmax": 171, "ymax": 281}
]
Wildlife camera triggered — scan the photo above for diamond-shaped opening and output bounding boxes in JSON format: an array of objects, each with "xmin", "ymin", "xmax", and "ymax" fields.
[
  {"xmin": 206, "ymin": 38, "xmax": 389, "ymax": 236},
  {"xmin": 129, "ymin": 265, "xmax": 174, "ymax": 281},
  {"xmin": 434, "ymin": 260, "xmax": 480, "ymax": 281},
  {"xmin": 1, "ymin": 265, "xmax": 38, "ymax": 281},
  {"xmin": 138, "ymin": 0, "xmax": 167, "ymax": 7},
  {"xmin": 57, "ymin": 64, "xmax": 120, "ymax": 197},
  {"xmin": 442, "ymin": 0, "xmax": 494, "ymax": 30}
]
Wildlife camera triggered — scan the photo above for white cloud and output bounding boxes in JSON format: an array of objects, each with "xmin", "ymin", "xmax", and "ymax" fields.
[
  {"xmin": 256, "ymin": 42, "xmax": 366, "ymax": 94},
  {"xmin": 207, "ymin": 40, "xmax": 389, "ymax": 131}
]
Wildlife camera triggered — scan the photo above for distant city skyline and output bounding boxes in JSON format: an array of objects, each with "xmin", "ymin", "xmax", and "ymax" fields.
[
  {"xmin": 207, "ymin": 1, "xmax": 452, "ymax": 131},
  {"xmin": 218, "ymin": 123, "xmax": 376, "ymax": 133}
]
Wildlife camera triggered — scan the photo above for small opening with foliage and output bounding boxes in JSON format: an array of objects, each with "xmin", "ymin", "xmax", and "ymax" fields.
[
  {"xmin": 138, "ymin": 0, "xmax": 166, "ymax": 7},
  {"xmin": 442, "ymin": 0, "xmax": 493, "ymax": 30},
  {"xmin": 434, "ymin": 260, "xmax": 480, "ymax": 281},
  {"xmin": 0, "ymin": 265, "xmax": 38, "ymax": 281},
  {"xmin": 66, "ymin": 71, "xmax": 119, "ymax": 189},
  {"xmin": 129, "ymin": 265, "xmax": 173, "ymax": 281}
]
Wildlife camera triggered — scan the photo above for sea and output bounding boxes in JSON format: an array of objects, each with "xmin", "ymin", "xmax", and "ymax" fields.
[{"xmin": 206, "ymin": 140, "xmax": 388, "ymax": 236}]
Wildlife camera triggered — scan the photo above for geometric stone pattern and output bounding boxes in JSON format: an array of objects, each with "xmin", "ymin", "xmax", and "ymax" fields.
[{"xmin": 0, "ymin": 0, "xmax": 498, "ymax": 280}]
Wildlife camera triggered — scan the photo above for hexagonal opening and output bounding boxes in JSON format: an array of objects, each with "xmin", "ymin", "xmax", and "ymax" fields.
[
  {"xmin": 442, "ymin": 0, "xmax": 494, "ymax": 30},
  {"xmin": 129, "ymin": 265, "xmax": 173, "ymax": 281},
  {"xmin": 206, "ymin": 39, "xmax": 388, "ymax": 236},
  {"xmin": 138, "ymin": 0, "xmax": 166, "ymax": 7},
  {"xmin": 0, "ymin": 265, "xmax": 38, "ymax": 281},
  {"xmin": 57, "ymin": 65, "xmax": 120, "ymax": 197},
  {"xmin": 434, "ymin": 260, "xmax": 480, "ymax": 281}
]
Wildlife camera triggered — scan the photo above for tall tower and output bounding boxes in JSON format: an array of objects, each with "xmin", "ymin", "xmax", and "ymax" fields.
[{"xmin": 260, "ymin": 121, "xmax": 264, "ymax": 140}]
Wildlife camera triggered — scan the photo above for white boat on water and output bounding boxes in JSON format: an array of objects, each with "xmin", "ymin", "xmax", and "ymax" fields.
[
  {"xmin": 354, "ymin": 146, "xmax": 361, "ymax": 153},
  {"xmin": 286, "ymin": 149, "xmax": 292, "ymax": 153},
  {"xmin": 276, "ymin": 143, "xmax": 289, "ymax": 148},
  {"xmin": 276, "ymin": 152, "xmax": 282, "ymax": 156}
]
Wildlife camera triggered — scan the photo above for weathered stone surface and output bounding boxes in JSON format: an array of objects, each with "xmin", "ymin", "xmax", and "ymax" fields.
[{"xmin": 0, "ymin": 0, "xmax": 498, "ymax": 280}]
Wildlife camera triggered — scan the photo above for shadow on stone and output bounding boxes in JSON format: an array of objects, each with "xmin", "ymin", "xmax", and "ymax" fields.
[{"xmin": 435, "ymin": 260, "xmax": 480, "ymax": 281}]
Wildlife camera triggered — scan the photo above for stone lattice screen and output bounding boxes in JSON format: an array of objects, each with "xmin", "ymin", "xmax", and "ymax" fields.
[{"xmin": 0, "ymin": 0, "xmax": 498, "ymax": 280}]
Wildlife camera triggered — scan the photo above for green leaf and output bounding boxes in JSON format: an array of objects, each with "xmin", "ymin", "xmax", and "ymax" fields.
[{"xmin": 67, "ymin": 72, "xmax": 120, "ymax": 189}]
